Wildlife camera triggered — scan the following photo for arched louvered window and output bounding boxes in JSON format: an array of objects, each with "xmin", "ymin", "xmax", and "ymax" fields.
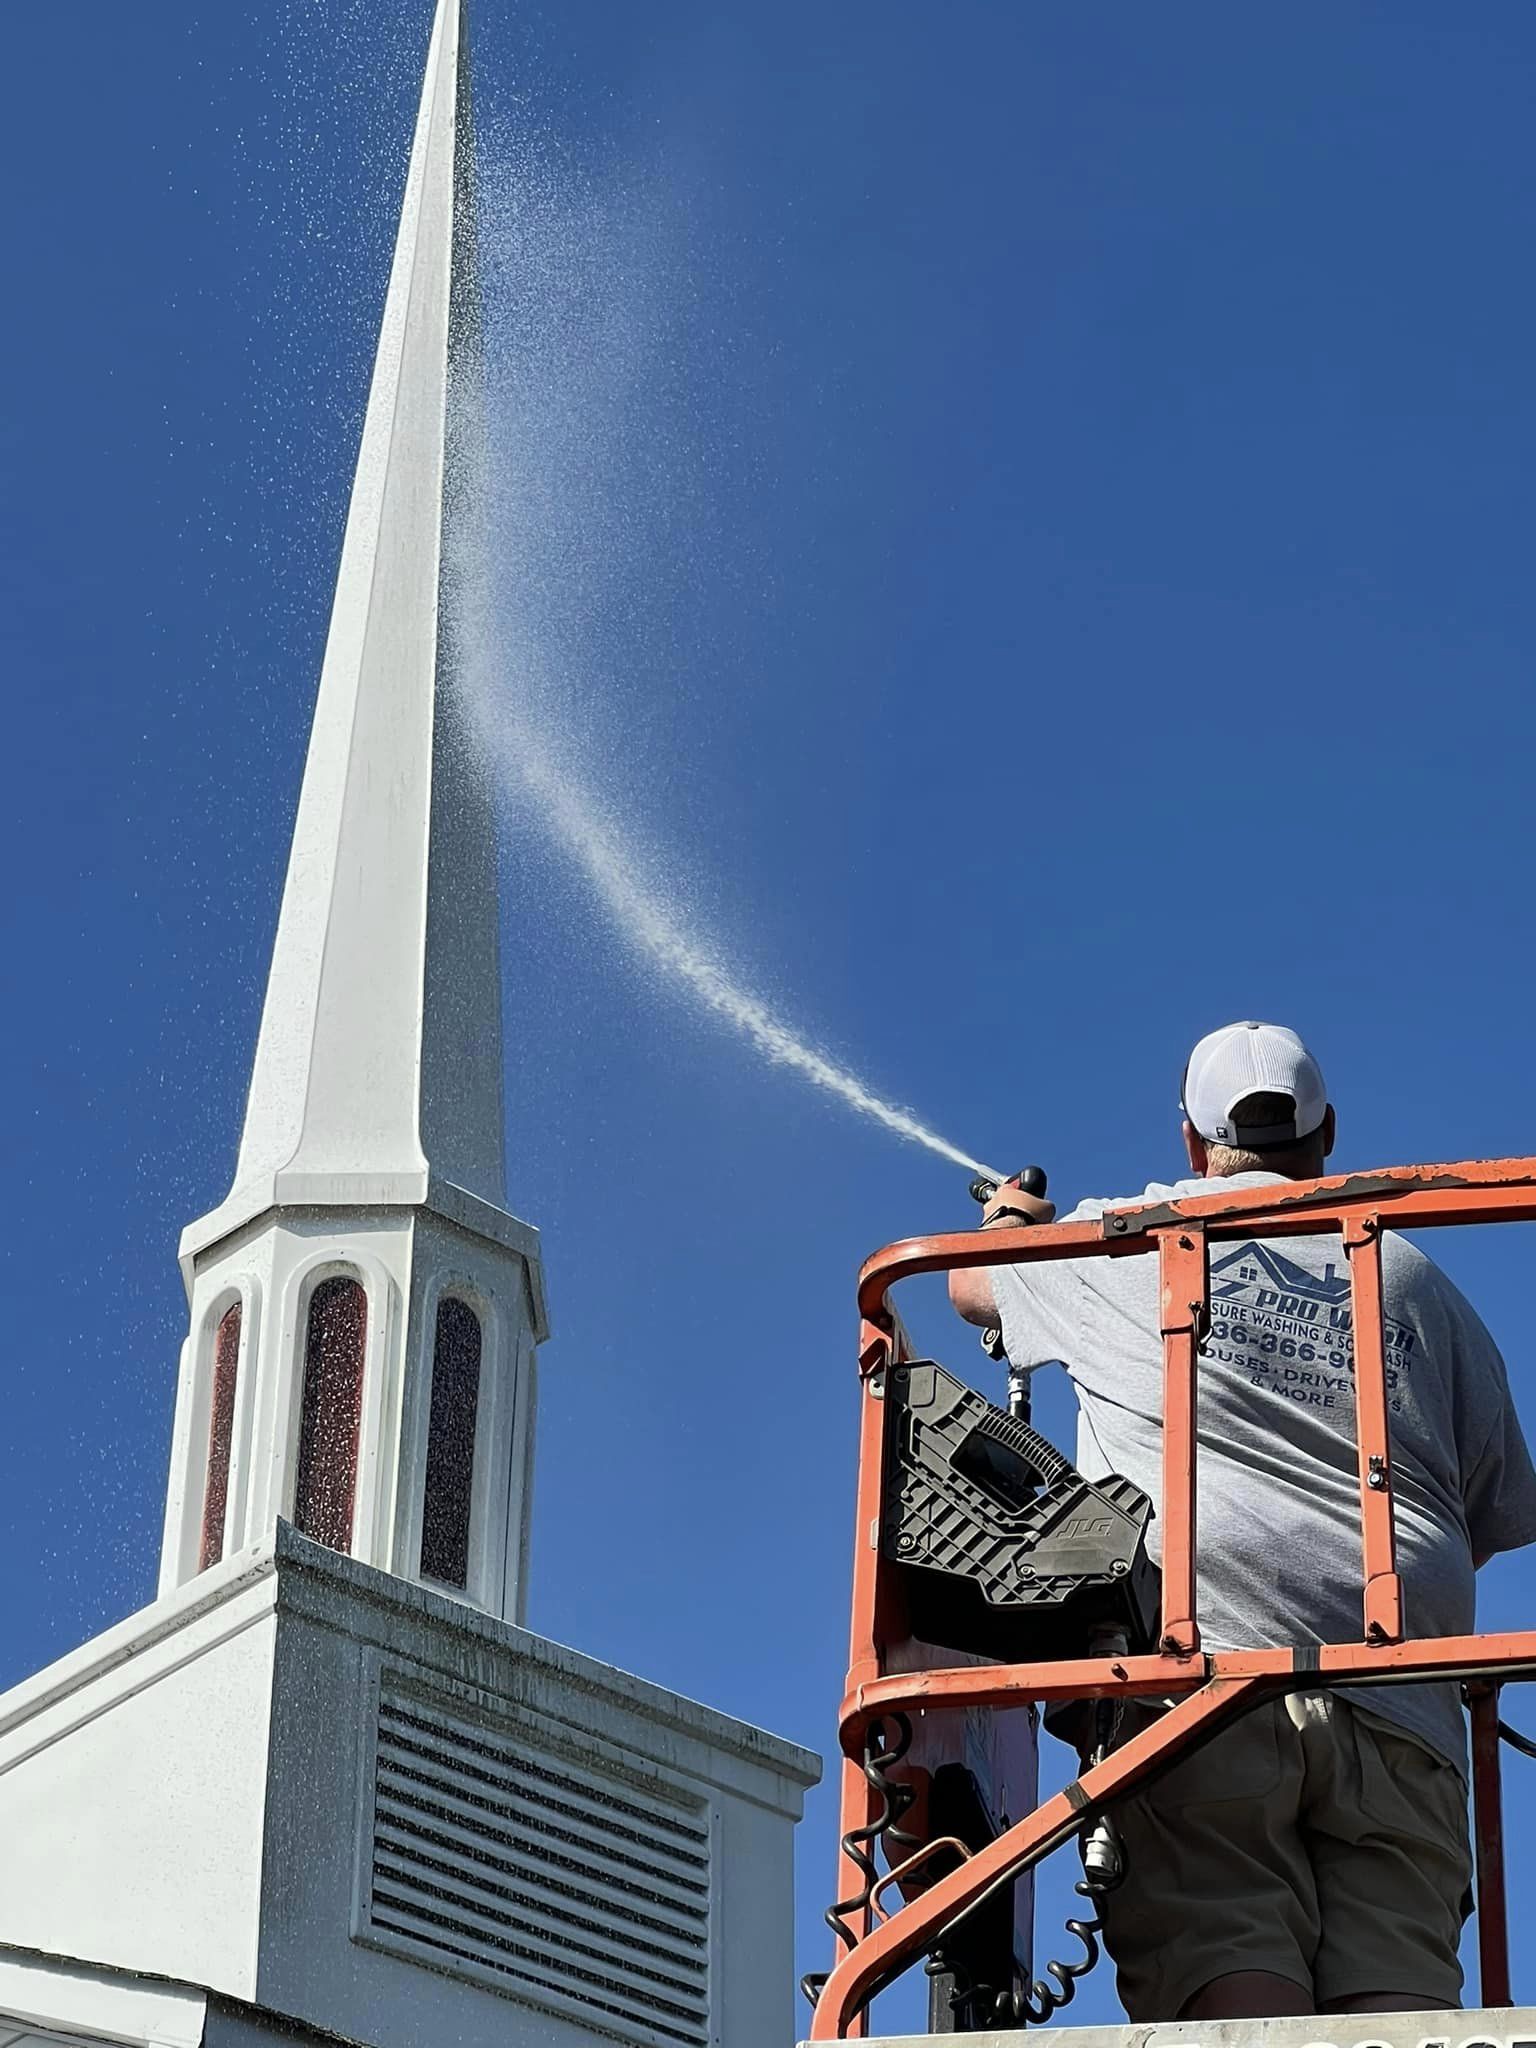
[
  {"xmin": 419, "ymin": 1296, "xmax": 482, "ymax": 1589},
  {"xmin": 199, "ymin": 1301, "xmax": 242, "ymax": 1571},
  {"xmin": 294, "ymin": 1275, "xmax": 368, "ymax": 1554}
]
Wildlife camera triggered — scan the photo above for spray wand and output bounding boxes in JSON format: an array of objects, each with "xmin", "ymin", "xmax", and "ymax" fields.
[{"xmin": 965, "ymin": 1165, "xmax": 1050, "ymax": 1387}]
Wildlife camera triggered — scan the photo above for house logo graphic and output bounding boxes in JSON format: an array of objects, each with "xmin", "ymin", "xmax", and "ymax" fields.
[{"xmin": 1211, "ymin": 1241, "xmax": 1353, "ymax": 1322}]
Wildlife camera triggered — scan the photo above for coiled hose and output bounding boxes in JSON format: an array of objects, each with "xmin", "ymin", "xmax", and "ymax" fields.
[{"xmin": 799, "ymin": 1714, "xmax": 916, "ymax": 2013}]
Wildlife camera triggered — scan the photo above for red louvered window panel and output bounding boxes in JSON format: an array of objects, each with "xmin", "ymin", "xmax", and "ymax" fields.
[
  {"xmin": 419, "ymin": 1296, "xmax": 482, "ymax": 1589},
  {"xmin": 199, "ymin": 1301, "xmax": 242, "ymax": 1571},
  {"xmin": 294, "ymin": 1276, "xmax": 368, "ymax": 1554}
]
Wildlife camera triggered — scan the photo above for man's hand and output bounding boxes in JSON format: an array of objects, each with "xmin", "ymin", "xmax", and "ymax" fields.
[
  {"xmin": 980, "ymin": 1185, "xmax": 1057, "ymax": 1231},
  {"xmin": 950, "ymin": 1177, "xmax": 1057, "ymax": 1326}
]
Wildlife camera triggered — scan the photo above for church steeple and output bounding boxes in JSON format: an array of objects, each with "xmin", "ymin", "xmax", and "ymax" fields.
[
  {"xmin": 197, "ymin": 0, "xmax": 499, "ymax": 1231},
  {"xmin": 160, "ymin": 0, "xmax": 545, "ymax": 1619}
]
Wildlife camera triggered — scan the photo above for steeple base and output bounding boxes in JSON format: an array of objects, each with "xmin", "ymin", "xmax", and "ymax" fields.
[{"xmin": 0, "ymin": 1527, "xmax": 819, "ymax": 2048}]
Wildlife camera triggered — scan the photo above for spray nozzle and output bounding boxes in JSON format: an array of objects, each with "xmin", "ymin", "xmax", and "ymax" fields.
[{"xmin": 969, "ymin": 1163, "xmax": 1048, "ymax": 1207}]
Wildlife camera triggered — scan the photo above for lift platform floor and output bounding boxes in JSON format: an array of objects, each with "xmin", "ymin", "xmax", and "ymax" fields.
[{"xmin": 805, "ymin": 2010, "xmax": 1536, "ymax": 2048}]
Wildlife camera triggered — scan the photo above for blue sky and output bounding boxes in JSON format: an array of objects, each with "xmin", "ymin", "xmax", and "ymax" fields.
[{"xmin": 7, "ymin": 0, "xmax": 1536, "ymax": 2031}]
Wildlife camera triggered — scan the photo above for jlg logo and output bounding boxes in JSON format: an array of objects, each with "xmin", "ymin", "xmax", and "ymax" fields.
[{"xmin": 1058, "ymin": 1516, "xmax": 1113, "ymax": 1540}]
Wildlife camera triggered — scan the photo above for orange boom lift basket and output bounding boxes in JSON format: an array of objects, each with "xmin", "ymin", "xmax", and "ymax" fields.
[{"xmin": 807, "ymin": 1158, "xmax": 1536, "ymax": 2039}]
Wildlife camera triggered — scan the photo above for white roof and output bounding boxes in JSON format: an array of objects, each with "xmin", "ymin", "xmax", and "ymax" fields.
[
  {"xmin": 0, "ymin": 1950, "xmax": 203, "ymax": 2048},
  {"xmin": 1, "ymin": 2032, "xmax": 120, "ymax": 2047}
]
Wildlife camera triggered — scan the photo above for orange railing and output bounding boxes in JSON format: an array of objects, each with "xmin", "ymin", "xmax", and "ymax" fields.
[{"xmin": 808, "ymin": 1157, "xmax": 1536, "ymax": 2039}]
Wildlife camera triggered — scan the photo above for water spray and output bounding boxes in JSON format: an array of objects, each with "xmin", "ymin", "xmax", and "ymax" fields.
[
  {"xmin": 447, "ymin": 113, "xmax": 1003, "ymax": 1186},
  {"xmin": 470, "ymin": 696, "xmax": 1000, "ymax": 1181}
]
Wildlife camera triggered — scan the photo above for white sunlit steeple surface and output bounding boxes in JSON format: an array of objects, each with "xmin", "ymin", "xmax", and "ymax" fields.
[
  {"xmin": 212, "ymin": 0, "xmax": 501, "ymax": 1227},
  {"xmin": 160, "ymin": 0, "xmax": 545, "ymax": 1620}
]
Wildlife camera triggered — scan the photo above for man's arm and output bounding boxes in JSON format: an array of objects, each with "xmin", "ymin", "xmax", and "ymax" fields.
[
  {"xmin": 949, "ymin": 1267, "xmax": 999, "ymax": 1327},
  {"xmin": 1448, "ymin": 1271, "xmax": 1536, "ymax": 1571},
  {"xmin": 947, "ymin": 1182, "xmax": 1056, "ymax": 1328}
]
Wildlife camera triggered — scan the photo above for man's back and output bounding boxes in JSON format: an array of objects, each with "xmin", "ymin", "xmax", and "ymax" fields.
[
  {"xmin": 992, "ymin": 1168, "xmax": 1536, "ymax": 1772},
  {"xmin": 961, "ymin": 1025, "xmax": 1536, "ymax": 2019}
]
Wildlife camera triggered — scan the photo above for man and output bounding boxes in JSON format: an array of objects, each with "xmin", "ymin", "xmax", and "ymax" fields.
[{"xmin": 949, "ymin": 1021, "xmax": 1536, "ymax": 2024}]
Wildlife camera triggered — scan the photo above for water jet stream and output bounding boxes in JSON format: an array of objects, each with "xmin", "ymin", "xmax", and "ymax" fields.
[
  {"xmin": 472, "ymin": 698, "xmax": 995, "ymax": 1180},
  {"xmin": 448, "ymin": 116, "xmax": 994, "ymax": 1184}
]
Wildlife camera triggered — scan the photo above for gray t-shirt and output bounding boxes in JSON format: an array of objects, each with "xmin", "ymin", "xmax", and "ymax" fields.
[{"xmin": 994, "ymin": 1170, "xmax": 1536, "ymax": 1774}]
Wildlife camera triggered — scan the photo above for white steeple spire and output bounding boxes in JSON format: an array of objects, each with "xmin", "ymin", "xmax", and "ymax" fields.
[
  {"xmin": 161, "ymin": 0, "xmax": 545, "ymax": 1619},
  {"xmin": 199, "ymin": 0, "xmax": 500, "ymax": 1237}
]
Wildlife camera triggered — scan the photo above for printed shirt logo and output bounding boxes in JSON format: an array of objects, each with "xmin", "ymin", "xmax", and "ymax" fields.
[{"xmin": 1205, "ymin": 1242, "xmax": 1415, "ymax": 1414}]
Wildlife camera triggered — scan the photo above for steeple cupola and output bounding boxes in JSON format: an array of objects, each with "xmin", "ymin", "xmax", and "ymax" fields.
[{"xmin": 159, "ymin": 0, "xmax": 545, "ymax": 1621}]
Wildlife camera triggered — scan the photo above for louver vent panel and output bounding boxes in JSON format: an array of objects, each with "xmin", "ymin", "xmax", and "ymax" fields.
[{"xmin": 361, "ymin": 1687, "xmax": 713, "ymax": 2047}]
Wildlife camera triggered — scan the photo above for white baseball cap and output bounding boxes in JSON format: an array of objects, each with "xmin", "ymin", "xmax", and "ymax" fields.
[{"xmin": 1181, "ymin": 1021, "xmax": 1328, "ymax": 1148}]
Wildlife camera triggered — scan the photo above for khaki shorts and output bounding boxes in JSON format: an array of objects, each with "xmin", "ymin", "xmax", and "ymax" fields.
[{"xmin": 1097, "ymin": 1692, "xmax": 1471, "ymax": 2021}]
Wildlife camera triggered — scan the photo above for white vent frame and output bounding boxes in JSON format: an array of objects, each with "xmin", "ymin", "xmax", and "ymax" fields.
[{"xmin": 352, "ymin": 1659, "xmax": 720, "ymax": 2048}]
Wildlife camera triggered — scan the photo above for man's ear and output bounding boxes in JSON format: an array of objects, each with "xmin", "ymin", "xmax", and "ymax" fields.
[
  {"xmin": 1320, "ymin": 1104, "xmax": 1337, "ymax": 1160},
  {"xmin": 1183, "ymin": 1119, "xmax": 1208, "ymax": 1176}
]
